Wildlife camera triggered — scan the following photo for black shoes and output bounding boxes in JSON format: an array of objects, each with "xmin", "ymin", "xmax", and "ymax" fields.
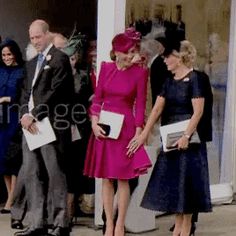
[
  {"xmin": 11, "ymin": 219, "xmax": 24, "ymax": 229},
  {"xmin": 14, "ymin": 227, "xmax": 48, "ymax": 236},
  {"xmin": 14, "ymin": 226, "xmax": 70, "ymax": 236},
  {"xmin": 169, "ymin": 224, "xmax": 175, "ymax": 232},
  {"xmin": 48, "ymin": 227, "xmax": 70, "ymax": 236},
  {"xmin": 189, "ymin": 223, "xmax": 196, "ymax": 236},
  {"xmin": 0, "ymin": 208, "xmax": 11, "ymax": 214}
]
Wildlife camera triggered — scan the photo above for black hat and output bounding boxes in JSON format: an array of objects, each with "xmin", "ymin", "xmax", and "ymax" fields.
[
  {"xmin": 155, "ymin": 37, "xmax": 167, "ymax": 49},
  {"xmin": 163, "ymin": 39, "xmax": 181, "ymax": 57}
]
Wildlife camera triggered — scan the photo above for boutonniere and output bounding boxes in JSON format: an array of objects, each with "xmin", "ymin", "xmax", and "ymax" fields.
[
  {"xmin": 46, "ymin": 54, "xmax": 52, "ymax": 62},
  {"xmin": 183, "ymin": 77, "xmax": 190, "ymax": 82},
  {"xmin": 44, "ymin": 65, "xmax": 51, "ymax": 70}
]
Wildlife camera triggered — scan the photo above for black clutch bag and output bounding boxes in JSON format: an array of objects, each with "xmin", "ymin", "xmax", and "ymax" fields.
[{"xmin": 97, "ymin": 123, "xmax": 111, "ymax": 136}]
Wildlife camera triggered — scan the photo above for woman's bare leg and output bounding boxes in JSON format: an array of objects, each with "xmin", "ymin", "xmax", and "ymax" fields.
[
  {"xmin": 114, "ymin": 179, "xmax": 130, "ymax": 236},
  {"xmin": 67, "ymin": 193, "xmax": 75, "ymax": 223},
  {"xmin": 103, "ymin": 179, "xmax": 115, "ymax": 236},
  {"xmin": 4, "ymin": 175, "xmax": 17, "ymax": 210},
  {"xmin": 173, "ymin": 214, "xmax": 183, "ymax": 236},
  {"xmin": 181, "ymin": 214, "xmax": 192, "ymax": 236}
]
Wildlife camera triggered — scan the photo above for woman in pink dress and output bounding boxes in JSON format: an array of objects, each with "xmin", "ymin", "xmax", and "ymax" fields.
[{"xmin": 84, "ymin": 28, "xmax": 152, "ymax": 236}]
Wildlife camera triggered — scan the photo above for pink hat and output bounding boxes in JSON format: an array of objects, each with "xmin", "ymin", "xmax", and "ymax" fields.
[{"xmin": 112, "ymin": 28, "xmax": 141, "ymax": 53}]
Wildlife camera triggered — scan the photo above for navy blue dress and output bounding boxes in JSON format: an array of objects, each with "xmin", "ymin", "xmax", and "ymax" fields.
[
  {"xmin": 0, "ymin": 66, "xmax": 24, "ymax": 175},
  {"xmin": 141, "ymin": 71, "xmax": 212, "ymax": 214}
]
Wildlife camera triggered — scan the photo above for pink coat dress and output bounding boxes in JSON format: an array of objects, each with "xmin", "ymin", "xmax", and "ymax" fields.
[{"xmin": 84, "ymin": 62, "xmax": 152, "ymax": 179}]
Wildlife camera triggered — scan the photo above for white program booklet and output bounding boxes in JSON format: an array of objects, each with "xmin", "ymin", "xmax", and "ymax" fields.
[
  {"xmin": 71, "ymin": 124, "xmax": 81, "ymax": 141},
  {"xmin": 98, "ymin": 110, "xmax": 125, "ymax": 139},
  {"xmin": 22, "ymin": 117, "xmax": 56, "ymax": 151},
  {"xmin": 160, "ymin": 119, "xmax": 200, "ymax": 152}
]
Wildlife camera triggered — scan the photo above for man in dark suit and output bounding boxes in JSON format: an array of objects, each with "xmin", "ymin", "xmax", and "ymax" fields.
[
  {"xmin": 150, "ymin": 37, "xmax": 171, "ymax": 106},
  {"xmin": 15, "ymin": 19, "xmax": 74, "ymax": 236}
]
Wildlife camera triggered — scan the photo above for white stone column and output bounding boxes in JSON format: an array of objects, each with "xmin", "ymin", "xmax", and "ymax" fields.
[
  {"xmin": 221, "ymin": 0, "xmax": 236, "ymax": 192},
  {"xmin": 95, "ymin": 0, "xmax": 126, "ymax": 226},
  {"xmin": 96, "ymin": 0, "xmax": 126, "ymax": 75}
]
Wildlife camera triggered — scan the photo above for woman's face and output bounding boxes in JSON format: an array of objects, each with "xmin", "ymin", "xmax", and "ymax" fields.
[
  {"xmin": 69, "ymin": 53, "xmax": 78, "ymax": 69},
  {"xmin": 164, "ymin": 52, "xmax": 182, "ymax": 73},
  {"xmin": 2, "ymin": 46, "xmax": 17, "ymax": 66},
  {"xmin": 116, "ymin": 46, "xmax": 138, "ymax": 67}
]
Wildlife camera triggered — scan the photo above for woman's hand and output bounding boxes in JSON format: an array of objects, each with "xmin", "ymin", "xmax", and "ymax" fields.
[
  {"xmin": 126, "ymin": 133, "xmax": 147, "ymax": 157},
  {"xmin": 0, "ymin": 96, "xmax": 11, "ymax": 103},
  {"xmin": 176, "ymin": 135, "xmax": 189, "ymax": 150},
  {"xmin": 92, "ymin": 123, "xmax": 107, "ymax": 139}
]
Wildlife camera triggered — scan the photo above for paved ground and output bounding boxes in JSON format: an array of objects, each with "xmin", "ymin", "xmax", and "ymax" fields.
[{"xmin": 1, "ymin": 203, "xmax": 236, "ymax": 236}]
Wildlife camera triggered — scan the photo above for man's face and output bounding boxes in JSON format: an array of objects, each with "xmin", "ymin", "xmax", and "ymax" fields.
[{"xmin": 29, "ymin": 24, "xmax": 49, "ymax": 53}]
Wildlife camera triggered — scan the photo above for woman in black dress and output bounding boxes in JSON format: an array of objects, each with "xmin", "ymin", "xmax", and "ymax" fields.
[{"xmin": 127, "ymin": 40, "xmax": 212, "ymax": 236}]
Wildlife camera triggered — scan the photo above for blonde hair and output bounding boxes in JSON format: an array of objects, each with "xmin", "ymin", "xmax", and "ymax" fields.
[{"xmin": 178, "ymin": 40, "xmax": 197, "ymax": 68}]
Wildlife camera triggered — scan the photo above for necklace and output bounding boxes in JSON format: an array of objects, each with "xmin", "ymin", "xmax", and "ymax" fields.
[{"xmin": 174, "ymin": 68, "xmax": 193, "ymax": 80}]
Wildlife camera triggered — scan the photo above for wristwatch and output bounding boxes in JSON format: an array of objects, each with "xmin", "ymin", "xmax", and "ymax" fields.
[{"xmin": 183, "ymin": 133, "xmax": 191, "ymax": 139}]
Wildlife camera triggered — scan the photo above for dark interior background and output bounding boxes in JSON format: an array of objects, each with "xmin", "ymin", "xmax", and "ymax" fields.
[
  {"xmin": 0, "ymin": 0, "xmax": 98, "ymax": 202},
  {"xmin": 0, "ymin": 0, "xmax": 97, "ymax": 54}
]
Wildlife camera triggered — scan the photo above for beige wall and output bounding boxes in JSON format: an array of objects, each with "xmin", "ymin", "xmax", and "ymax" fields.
[
  {"xmin": 126, "ymin": 0, "xmax": 231, "ymax": 184},
  {"xmin": 126, "ymin": 0, "xmax": 230, "ymax": 70}
]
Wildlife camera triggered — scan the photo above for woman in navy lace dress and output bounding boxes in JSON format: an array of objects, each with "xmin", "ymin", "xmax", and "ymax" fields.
[
  {"xmin": 127, "ymin": 40, "xmax": 212, "ymax": 236},
  {"xmin": 0, "ymin": 39, "xmax": 24, "ymax": 213}
]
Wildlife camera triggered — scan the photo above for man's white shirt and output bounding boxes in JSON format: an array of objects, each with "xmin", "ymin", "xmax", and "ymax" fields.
[{"xmin": 28, "ymin": 43, "xmax": 53, "ymax": 112}]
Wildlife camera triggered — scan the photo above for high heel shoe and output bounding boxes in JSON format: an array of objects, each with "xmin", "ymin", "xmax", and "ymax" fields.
[
  {"xmin": 11, "ymin": 219, "xmax": 24, "ymax": 229},
  {"xmin": 169, "ymin": 224, "xmax": 175, "ymax": 232},
  {"xmin": 0, "ymin": 208, "xmax": 11, "ymax": 214},
  {"xmin": 189, "ymin": 223, "xmax": 196, "ymax": 236}
]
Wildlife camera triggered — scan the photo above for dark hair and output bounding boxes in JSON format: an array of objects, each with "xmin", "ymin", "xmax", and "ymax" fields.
[
  {"xmin": 109, "ymin": 50, "xmax": 116, "ymax": 61},
  {"xmin": 163, "ymin": 40, "xmax": 181, "ymax": 57},
  {"xmin": 0, "ymin": 38, "xmax": 24, "ymax": 66}
]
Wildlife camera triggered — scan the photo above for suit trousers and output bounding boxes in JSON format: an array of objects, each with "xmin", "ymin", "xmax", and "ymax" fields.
[{"xmin": 22, "ymin": 136, "xmax": 68, "ymax": 229}]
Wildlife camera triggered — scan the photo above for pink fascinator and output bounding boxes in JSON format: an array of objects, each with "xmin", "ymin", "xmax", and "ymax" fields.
[
  {"xmin": 124, "ymin": 27, "xmax": 141, "ymax": 41},
  {"xmin": 112, "ymin": 28, "xmax": 141, "ymax": 53}
]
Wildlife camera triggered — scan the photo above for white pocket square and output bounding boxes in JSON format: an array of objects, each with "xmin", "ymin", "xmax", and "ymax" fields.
[{"xmin": 44, "ymin": 65, "xmax": 50, "ymax": 70}]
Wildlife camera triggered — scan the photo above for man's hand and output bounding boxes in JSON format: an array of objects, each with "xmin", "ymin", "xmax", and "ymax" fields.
[{"xmin": 21, "ymin": 114, "xmax": 38, "ymax": 134}]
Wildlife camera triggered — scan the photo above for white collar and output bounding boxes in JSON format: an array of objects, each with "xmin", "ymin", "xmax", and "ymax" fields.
[
  {"xmin": 40, "ymin": 43, "xmax": 53, "ymax": 58},
  {"xmin": 148, "ymin": 54, "xmax": 159, "ymax": 68}
]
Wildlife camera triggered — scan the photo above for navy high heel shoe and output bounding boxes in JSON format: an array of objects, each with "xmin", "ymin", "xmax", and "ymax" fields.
[{"xmin": 189, "ymin": 223, "xmax": 196, "ymax": 235}]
